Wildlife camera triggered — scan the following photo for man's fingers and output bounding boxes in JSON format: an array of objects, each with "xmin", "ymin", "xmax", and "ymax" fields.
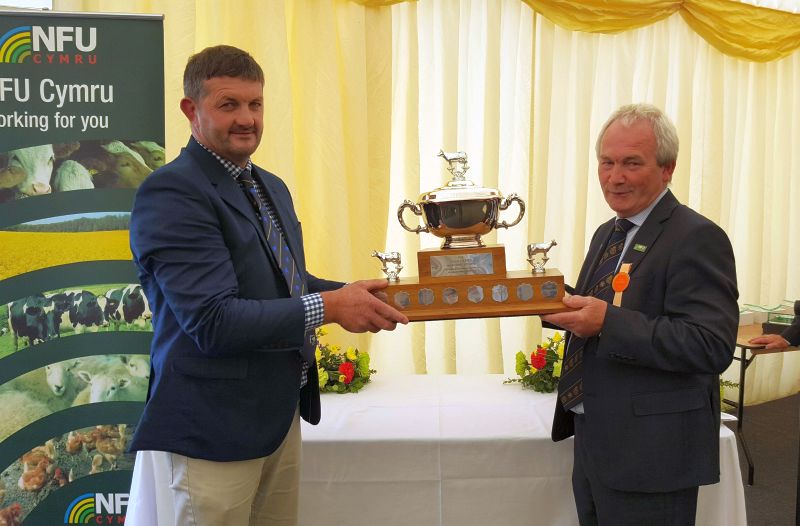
[{"xmin": 359, "ymin": 278, "xmax": 390, "ymax": 292}]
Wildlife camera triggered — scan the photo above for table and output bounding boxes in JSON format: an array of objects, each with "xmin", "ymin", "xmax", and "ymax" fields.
[
  {"xmin": 127, "ymin": 375, "xmax": 746, "ymax": 526},
  {"xmin": 729, "ymin": 324, "xmax": 799, "ymax": 485}
]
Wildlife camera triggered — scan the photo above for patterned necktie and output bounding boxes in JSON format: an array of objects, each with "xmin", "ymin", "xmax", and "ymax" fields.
[
  {"xmin": 557, "ymin": 218, "xmax": 634, "ymax": 410},
  {"xmin": 237, "ymin": 168, "xmax": 305, "ymax": 298}
]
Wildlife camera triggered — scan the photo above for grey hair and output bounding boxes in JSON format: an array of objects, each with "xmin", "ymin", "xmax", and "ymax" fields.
[{"xmin": 595, "ymin": 103, "xmax": 679, "ymax": 167}]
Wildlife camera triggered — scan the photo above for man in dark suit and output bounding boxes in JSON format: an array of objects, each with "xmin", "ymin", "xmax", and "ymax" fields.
[
  {"xmin": 748, "ymin": 300, "xmax": 800, "ymax": 349},
  {"xmin": 126, "ymin": 45, "xmax": 407, "ymax": 525},
  {"xmin": 542, "ymin": 103, "xmax": 739, "ymax": 525}
]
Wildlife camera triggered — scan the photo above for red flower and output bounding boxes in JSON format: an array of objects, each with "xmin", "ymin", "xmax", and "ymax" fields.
[
  {"xmin": 531, "ymin": 352, "xmax": 547, "ymax": 371},
  {"xmin": 338, "ymin": 362, "xmax": 355, "ymax": 384}
]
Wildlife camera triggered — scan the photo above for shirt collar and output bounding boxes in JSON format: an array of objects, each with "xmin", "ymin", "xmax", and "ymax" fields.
[
  {"xmin": 194, "ymin": 138, "xmax": 252, "ymax": 180},
  {"xmin": 619, "ymin": 187, "xmax": 669, "ymax": 227}
]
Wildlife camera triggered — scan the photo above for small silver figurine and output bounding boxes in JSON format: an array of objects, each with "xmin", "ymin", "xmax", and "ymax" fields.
[
  {"xmin": 372, "ymin": 250, "xmax": 403, "ymax": 282},
  {"xmin": 526, "ymin": 239, "xmax": 557, "ymax": 274},
  {"xmin": 438, "ymin": 149, "xmax": 469, "ymax": 180}
]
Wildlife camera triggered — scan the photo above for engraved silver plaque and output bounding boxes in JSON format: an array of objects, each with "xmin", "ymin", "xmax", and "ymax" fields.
[
  {"xmin": 467, "ymin": 285, "xmax": 484, "ymax": 303},
  {"xmin": 394, "ymin": 291, "xmax": 410, "ymax": 309},
  {"xmin": 517, "ymin": 283, "xmax": 534, "ymax": 301},
  {"xmin": 442, "ymin": 287, "xmax": 459, "ymax": 305},
  {"xmin": 429, "ymin": 253, "xmax": 494, "ymax": 278},
  {"xmin": 418, "ymin": 288, "xmax": 435, "ymax": 305},
  {"xmin": 492, "ymin": 284, "xmax": 509, "ymax": 302},
  {"xmin": 541, "ymin": 281, "xmax": 558, "ymax": 298}
]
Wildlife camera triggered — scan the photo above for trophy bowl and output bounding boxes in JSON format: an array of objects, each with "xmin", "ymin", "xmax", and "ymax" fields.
[{"xmin": 398, "ymin": 151, "xmax": 525, "ymax": 249}]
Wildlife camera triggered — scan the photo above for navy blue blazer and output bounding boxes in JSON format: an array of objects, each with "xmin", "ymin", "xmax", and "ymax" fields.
[
  {"xmin": 128, "ymin": 138, "xmax": 342, "ymax": 461},
  {"xmin": 552, "ymin": 190, "xmax": 739, "ymax": 492}
]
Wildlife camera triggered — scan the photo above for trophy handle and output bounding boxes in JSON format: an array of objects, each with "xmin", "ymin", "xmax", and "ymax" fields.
[
  {"xmin": 496, "ymin": 193, "xmax": 525, "ymax": 229},
  {"xmin": 397, "ymin": 200, "xmax": 429, "ymax": 234}
]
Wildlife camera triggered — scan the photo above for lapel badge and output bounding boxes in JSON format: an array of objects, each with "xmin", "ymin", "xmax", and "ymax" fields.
[{"xmin": 633, "ymin": 243, "xmax": 647, "ymax": 253}]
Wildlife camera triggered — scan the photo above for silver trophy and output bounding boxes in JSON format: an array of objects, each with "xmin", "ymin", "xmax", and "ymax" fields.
[
  {"xmin": 372, "ymin": 250, "xmax": 403, "ymax": 282},
  {"xmin": 526, "ymin": 239, "xmax": 557, "ymax": 274},
  {"xmin": 397, "ymin": 150, "xmax": 525, "ymax": 249}
]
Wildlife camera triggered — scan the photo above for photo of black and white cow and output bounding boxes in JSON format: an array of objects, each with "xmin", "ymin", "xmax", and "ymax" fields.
[{"xmin": 0, "ymin": 283, "xmax": 152, "ymax": 356}]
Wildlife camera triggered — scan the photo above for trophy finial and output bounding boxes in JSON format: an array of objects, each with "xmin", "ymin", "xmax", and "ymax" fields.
[
  {"xmin": 438, "ymin": 149, "xmax": 469, "ymax": 181},
  {"xmin": 526, "ymin": 239, "xmax": 557, "ymax": 274},
  {"xmin": 372, "ymin": 250, "xmax": 403, "ymax": 282}
]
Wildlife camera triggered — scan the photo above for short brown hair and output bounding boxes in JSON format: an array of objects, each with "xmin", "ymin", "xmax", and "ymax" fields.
[{"xmin": 183, "ymin": 45, "xmax": 264, "ymax": 100}]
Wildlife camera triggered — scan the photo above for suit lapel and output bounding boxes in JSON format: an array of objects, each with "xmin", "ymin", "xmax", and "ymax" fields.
[
  {"xmin": 576, "ymin": 219, "xmax": 615, "ymax": 295},
  {"xmin": 253, "ymin": 167, "xmax": 305, "ymax": 273},
  {"xmin": 621, "ymin": 190, "xmax": 679, "ymax": 276},
  {"xmin": 576, "ymin": 189, "xmax": 679, "ymax": 292},
  {"xmin": 185, "ymin": 139, "xmax": 273, "ymax": 259}
]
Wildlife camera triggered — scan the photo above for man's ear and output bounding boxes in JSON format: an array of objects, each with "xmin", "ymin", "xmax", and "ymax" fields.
[
  {"xmin": 180, "ymin": 97, "xmax": 196, "ymax": 122},
  {"xmin": 662, "ymin": 161, "xmax": 676, "ymax": 183}
]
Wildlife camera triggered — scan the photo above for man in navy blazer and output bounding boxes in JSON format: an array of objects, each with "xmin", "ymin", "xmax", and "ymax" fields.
[
  {"xmin": 126, "ymin": 45, "xmax": 407, "ymax": 525},
  {"xmin": 543, "ymin": 104, "xmax": 739, "ymax": 525}
]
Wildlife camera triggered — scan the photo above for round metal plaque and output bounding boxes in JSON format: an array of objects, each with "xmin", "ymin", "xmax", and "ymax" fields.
[
  {"xmin": 442, "ymin": 287, "xmax": 459, "ymax": 305},
  {"xmin": 491, "ymin": 284, "xmax": 509, "ymax": 302},
  {"xmin": 467, "ymin": 285, "xmax": 484, "ymax": 303}
]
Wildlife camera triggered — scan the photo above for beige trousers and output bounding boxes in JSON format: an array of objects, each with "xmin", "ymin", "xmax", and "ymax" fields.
[{"xmin": 167, "ymin": 408, "xmax": 301, "ymax": 526}]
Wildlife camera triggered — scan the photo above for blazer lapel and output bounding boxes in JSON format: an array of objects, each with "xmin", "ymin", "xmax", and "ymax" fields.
[
  {"xmin": 254, "ymin": 167, "xmax": 305, "ymax": 273},
  {"xmin": 621, "ymin": 190, "xmax": 679, "ymax": 276},
  {"xmin": 576, "ymin": 219, "xmax": 615, "ymax": 295},
  {"xmin": 185, "ymin": 139, "xmax": 272, "ymax": 256}
]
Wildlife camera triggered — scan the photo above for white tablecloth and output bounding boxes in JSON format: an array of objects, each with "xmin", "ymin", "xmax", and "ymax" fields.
[{"xmin": 127, "ymin": 375, "xmax": 747, "ymax": 526}]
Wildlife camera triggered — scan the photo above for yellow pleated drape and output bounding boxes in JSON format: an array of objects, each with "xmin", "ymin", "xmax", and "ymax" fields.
[{"xmin": 354, "ymin": 0, "xmax": 800, "ymax": 62}]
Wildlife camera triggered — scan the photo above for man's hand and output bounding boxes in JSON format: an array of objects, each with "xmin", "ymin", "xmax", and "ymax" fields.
[
  {"xmin": 321, "ymin": 279, "xmax": 409, "ymax": 333},
  {"xmin": 540, "ymin": 295, "xmax": 607, "ymax": 338},
  {"xmin": 748, "ymin": 333, "xmax": 791, "ymax": 350}
]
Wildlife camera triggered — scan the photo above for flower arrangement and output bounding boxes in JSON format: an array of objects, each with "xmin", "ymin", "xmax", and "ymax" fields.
[
  {"xmin": 504, "ymin": 332, "xmax": 565, "ymax": 393},
  {"xmin": 315, "ymin": 327, "xmax": 375, "ymax": 393}
]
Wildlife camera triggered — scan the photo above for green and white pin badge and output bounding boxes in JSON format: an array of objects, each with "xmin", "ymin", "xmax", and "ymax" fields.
[{"xmin": 633, "ymin": 243, "xmax": 647, "ymax": 253}]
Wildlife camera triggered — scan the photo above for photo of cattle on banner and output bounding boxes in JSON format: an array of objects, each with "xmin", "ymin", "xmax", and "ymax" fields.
[
  {"xmin": 0, "ymin": 139, "xmax": 165, "ymax": 203},
  {"xmin": 1, "ymin": 283, "xmax": 152, "ymax": 356}
]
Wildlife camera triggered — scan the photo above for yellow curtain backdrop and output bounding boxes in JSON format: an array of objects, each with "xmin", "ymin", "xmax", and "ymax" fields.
[
  {"xmin": 53, "ymin": 0, "xmax": 394, "ymax": 353},
  {"xmin": 53, "ymin": 0, "xmax": 800, "ymax": 403}
]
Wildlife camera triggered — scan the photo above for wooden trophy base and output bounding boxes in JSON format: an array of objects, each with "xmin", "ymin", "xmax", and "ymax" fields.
[{"xmin": 384, "ymin": 245, "xmax": 568, "ymax": 322}]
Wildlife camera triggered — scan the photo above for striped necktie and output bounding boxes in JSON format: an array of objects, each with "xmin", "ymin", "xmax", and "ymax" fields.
[
  {"xmin": 237, "ymin": 168, "xmax": 305, "ymax": 298},
  {"xmin": 557, "ymin": 218, "xmax": 634, "ymax": 411}
]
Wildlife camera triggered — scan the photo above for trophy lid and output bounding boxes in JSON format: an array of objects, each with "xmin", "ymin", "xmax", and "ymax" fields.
[
  {"xmin": 419, "ymin": 179, "xmax": 502, "ymax": 203},
  {"xmin": 420, "ymin": 150, "xmax": 502, "ymax": 203}
]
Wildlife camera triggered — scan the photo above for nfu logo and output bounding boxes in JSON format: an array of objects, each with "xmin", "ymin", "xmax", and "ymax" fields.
[
  {"xmin": 0, "ymin": 25, "xmax": 97, "ymax": 64},
  {"xmin": 64, "ymin": 493, "xmax": 128, "ymax": 524}
]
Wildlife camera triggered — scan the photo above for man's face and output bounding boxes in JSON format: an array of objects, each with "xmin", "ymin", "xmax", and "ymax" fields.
[
  {"xmin": 597, "ymin": 119, "xmax": 674, "ymax": 217},
  {"xmin": 180, "ymin": 76, "xmax": 264, "ymax": 167}
]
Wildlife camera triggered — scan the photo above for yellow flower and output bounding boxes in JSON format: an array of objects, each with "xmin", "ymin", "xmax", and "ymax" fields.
[
  {"xmin": 338, "ymin": 374, "xmax": 346, "ymax": 383},
  {"xmin": 552, "ymin": 332, "xmax": 562, "ymax": 343},
  {"xmin": 557, "ymin": 341, "xmax": 565, "ymax": 359},
  {"xmin": 317, "ymin": 327, "xmax": 328, "ymax": 337},
  {"xmin": 332, "ymin": 345, "xmax": 341, "ymax": 353},
  {"xmin": 553, "ymin": 360, "xmax": 562, "ymax": 378},
  {"xmin": 346, "ymin": 347, "xmax": 358, "ymax": 361},
  {"xmin": 315, "ymin": 347, "xmax": 322, "ymax": 361}
]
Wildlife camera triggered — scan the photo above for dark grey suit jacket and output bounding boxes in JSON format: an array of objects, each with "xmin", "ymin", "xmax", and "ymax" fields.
[
  {"xmin": 782, "ymin": 303, "xmax": 800, "ymax": 346},
  {"xmin": 552, "ymin": 190, "xmax": 739, "ymax": 493}
]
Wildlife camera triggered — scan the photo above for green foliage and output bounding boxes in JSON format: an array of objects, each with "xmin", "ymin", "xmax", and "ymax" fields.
[
  {"xmin": 315, "ymin": 328, "xmax": 375, "ymax": 394},
  {"xmin": 504, "ymin": 333, "xmax": 565, "ymax": 394}
]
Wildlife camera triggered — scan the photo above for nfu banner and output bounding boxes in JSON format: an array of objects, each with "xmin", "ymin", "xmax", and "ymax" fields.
[{"xmin": 0, "ymin": 10, "xmax": 163, "ymax": 525}]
